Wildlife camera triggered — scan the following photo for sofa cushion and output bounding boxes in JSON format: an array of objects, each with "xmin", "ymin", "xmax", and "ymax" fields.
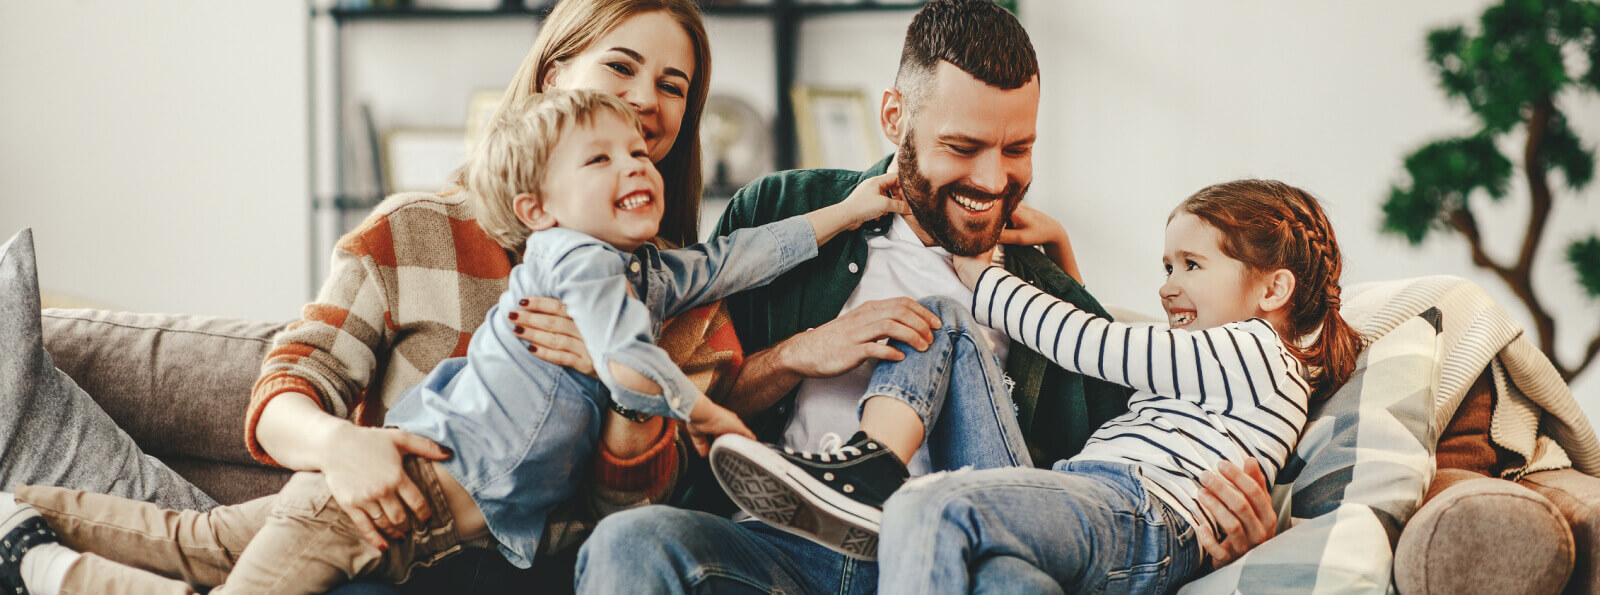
[
  {"xmin": 41, "ymin": 307, "xmax": 294, "ymax": 504},
  {"xmin": 0, "ymin": 228, "xmax": 217, "ymax": 510},
  {"xmin": 1181, "ymin": 309, "xmax": 1440, "ymax": 594},
  {"xmin": 1395, "ymin": 469, "xmax": 1572, "ymax": 595}
]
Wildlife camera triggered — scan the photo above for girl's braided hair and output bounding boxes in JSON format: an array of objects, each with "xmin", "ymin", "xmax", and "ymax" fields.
[{"xmin": 1174, "ymin": 179, "xmax": 1365, "ymax": 400}]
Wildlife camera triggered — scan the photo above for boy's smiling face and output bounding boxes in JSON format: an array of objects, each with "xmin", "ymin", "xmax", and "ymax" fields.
[{"xmin": 536, "ymin": 112, "xmax": 665, "ymax": 252}]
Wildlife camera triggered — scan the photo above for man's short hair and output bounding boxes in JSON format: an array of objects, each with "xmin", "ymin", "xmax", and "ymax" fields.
[
  {"xmin": 465, "ymin": 89, "xmax": 641, "ymax": 251},
  {"xmin": 894, "ymin": 0, "xmax": 1039, "ymax": 117}
]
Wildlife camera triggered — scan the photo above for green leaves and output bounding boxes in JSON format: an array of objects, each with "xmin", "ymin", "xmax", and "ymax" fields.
[
  {"xmin": 1570, "ymin": 236, "xmax": 1600, "ymax": 298},
  {"xmin": 1383, "ymin": 136, "xmax": 1513, "ymax": 244},
  {"xmin": 1427, "ymin": 0, "xmax": 1594, "ymax": 132},
  {"xmin": 1544, "ymin": 112, "xmax": 1596, "ymax": 190}
]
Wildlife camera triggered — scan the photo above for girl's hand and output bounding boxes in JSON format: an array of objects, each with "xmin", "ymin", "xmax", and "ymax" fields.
[
  {"xmin": 320, "ymin": 426, "xmax": 453, "ymax": 550},
  {"xmin": 509, "ymin": 296, "xmax": 595, "ymax": 378},
  {"xmin": 685, "ymin": 395, "xmax": 755, "ymax": 457},
  {"xmin": 951, "ymin": 246, "xmax": 996, "ymax": 290},
  {"xmin": 999, "ymin": 204, "xmax": 1083, "ymax": 284},
  {"xmin": 1195, "ymin": 458, "xmax": 1279, "ymax": 568}
]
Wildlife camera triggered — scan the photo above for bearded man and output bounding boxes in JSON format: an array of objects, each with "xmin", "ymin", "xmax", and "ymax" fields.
[{"xmin": 575, "ymin": 2, "xmax": 1275, "ymax": 592}]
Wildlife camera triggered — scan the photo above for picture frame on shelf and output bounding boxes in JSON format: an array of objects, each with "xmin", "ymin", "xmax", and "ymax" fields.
[
  {"xmin": 382, "ymin": 129, "xmax": 469, "ymax": 194},
  {"xmin": 791, "ymin": 86, "xmax": 881, "ymax": 170},
  {"xmin": 464, "ymin": 89, "xmax": 504, "ymax": 149}
]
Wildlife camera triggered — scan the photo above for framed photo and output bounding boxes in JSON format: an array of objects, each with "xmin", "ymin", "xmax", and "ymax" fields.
[
  {"xmin": 464, "ymin": 89, "xmax": 504, "ymax": 148},
  {"xmin": 792, "ymin": 86, "xmax": 880, "ymax": 170},
  {"xmin": 382, "ymin": 129, "xmax": 469, "ymax": 194}
]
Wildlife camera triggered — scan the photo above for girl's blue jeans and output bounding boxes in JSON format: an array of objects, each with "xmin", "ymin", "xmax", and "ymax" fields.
[
  {"xmin": 878, "ymin": 460, "xmax": 1203, "ymax": 594},
  {"xmin": 861, "ymin": 295, "xmax": 1033, "ymax": 470}
]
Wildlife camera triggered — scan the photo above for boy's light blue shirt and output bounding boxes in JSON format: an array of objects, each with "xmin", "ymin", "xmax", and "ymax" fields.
[
  {"xmin": 386, "ymin": 214, "xmax": 816, "ymax": 568},
  {"xmin": 521, "ymin": 214, "xmax": 818, "ymax": 420}
]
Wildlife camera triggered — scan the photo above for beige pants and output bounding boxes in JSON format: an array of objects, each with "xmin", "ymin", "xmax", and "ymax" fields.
[{"xmin": 17, "ymin": 457, "xmax": 464, "ymax": 595}]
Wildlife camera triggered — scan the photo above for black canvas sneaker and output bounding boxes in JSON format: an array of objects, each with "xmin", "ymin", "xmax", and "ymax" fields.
[
  {"xmin": 0, "ymin": 500, "xmax": 57, "ymax": 595},
  {"xmin": 710, "ymin": 431, "xmax": 908, "ymax": 561}
]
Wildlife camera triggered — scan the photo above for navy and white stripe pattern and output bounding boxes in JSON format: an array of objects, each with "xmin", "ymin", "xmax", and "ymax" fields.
[{"xmin": 973, "ymin": 267, "xmax": 1310, "ymax": 540}]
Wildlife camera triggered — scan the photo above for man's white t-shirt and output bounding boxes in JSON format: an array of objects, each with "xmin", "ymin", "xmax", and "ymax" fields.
[{"xmin": 779, "ymin": 214, "xmax": 1010, "ymax": 476}]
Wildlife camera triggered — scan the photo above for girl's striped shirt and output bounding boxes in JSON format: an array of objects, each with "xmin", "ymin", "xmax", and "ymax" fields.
[{"xmin": 973, "ymin": 266, "xmax": 1310, "ymax": 540}]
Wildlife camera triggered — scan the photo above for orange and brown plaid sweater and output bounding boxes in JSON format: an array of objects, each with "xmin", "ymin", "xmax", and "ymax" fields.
[{"xmin": 247, "ymin": 192, "xmax": 740, "ymax": 517}]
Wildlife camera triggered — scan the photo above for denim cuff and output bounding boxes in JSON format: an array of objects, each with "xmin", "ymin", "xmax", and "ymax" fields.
[
  {"xmin": 604, "ymin": 350, "xmax": 698, "ymax": 421},
  {"xmin": 762, "ymin": 215, "xmax": 819, "ymax": 271}
]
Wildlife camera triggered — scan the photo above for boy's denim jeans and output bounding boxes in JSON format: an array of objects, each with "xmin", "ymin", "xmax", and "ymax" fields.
[
  {"xmin": 877, "ymin": 460, "xmax": 1203, "ymax": 595},
  {"xmin": 863, "ymin": 295, "xmax": 1033, "ymax": 470}
]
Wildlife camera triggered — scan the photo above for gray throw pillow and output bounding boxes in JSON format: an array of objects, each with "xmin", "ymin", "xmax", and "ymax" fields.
[{"xmin": 0, "ymin": 228, "xmax": 217, "ymax": 510}]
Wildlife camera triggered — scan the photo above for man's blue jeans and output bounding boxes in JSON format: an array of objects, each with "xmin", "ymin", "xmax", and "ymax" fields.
[
  {"xmin": 576, "ymin": 508, "xmax": 878, "ymax": 594},
  {"xmin": 575, "ymin": 296, "xmax": 1032, "ymax": 593},
  {"xmin": 877, "ymin": 460, "xmax": 1203, "ymax": 594}
]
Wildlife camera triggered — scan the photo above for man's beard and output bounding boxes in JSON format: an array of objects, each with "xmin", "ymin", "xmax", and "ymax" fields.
[{"xmin": 896, "ymin": 132, "xmax": 1028, "ymax": 256}]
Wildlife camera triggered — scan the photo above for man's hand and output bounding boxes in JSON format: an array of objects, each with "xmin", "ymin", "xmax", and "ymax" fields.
[
  {"xmin": 320, "ymin": 426, "xmax": 453, "ymax": 550},
  {"xmin": 778, "ymin": 298, "xmax": 942, "ymax": 379},
  {"xmin": 685, "ymin": 395, "xmax": 755, "ymax": 457},
  {"xmin": 1195, "ymin": 458, "xmax": 1279, "ymax": 568}
]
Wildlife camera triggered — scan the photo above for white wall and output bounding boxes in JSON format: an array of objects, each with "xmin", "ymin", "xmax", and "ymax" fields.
[
  {"xmin": 1022, "ymin": 0, "xmax": 1600, "ymax": 418},
  {"xmin": 0, "ymin": 2, "xmax": 310, "ymax": 322}
]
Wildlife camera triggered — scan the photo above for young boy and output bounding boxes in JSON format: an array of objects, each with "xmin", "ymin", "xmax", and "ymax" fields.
[{"xmin": 0, "ymin": 89, "xmax": 904, "ymax": 595}]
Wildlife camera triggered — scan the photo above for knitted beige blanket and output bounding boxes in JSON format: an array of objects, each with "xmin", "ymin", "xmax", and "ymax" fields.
[{"xmin": 1340, "ymin": 275, "xmax": 1599, "ymax": 477}]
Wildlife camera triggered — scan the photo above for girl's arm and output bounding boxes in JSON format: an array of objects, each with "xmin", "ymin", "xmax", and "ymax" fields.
[
  {"xmin": 998, "ymin": 203, "xmax": 1083, "ymax": 284},
  {"xmin": 964, "ymin": 264, "xmax": 1285, "ymax": 402}
]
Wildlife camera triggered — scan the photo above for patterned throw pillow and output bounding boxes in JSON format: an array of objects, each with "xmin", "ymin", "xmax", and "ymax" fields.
[
  {"xmin": 0, "ymin": 228, "xmax": 217, "ymax": 510},
  {"xmin": 1181, "ymin": 309, "xmax": 1441, "ymax": 594}
]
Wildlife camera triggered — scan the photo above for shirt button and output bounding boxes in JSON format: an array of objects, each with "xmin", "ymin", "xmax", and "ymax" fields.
[
  {"xmin": 629, "ymin": 261, "xmax": 641, "ymax": 273},
  {"xmin": 848, "ymin": 262, "xmax": 860, "ymax": 274},
  {"xmin": 670, "ymin": 397, "xmax": 682, "ymax": 409}
]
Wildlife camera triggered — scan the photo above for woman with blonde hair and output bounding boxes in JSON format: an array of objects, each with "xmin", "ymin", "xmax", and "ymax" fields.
[
  {"xmin": 0, "ymin": 1, "xmax": 724, "ymax": 593},
  {"xmin": 245, "ymin": 0, "xmax": 725, "ymax": 591}
]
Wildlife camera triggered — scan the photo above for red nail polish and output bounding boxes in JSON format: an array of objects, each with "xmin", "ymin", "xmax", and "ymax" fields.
[
  {"xmin": 519, "ymin": 299, "xmax": 529, "ymax": 307},
  {"xmin": 514, "ymin": 327, "xmax": 524, "ymax": 335},
  {"xmin": 509, "ymin": 312, "xmax": 519, "ymax": 320},
  {"xmin": 527, "ymin": 345, "xmax": 537, "ymax": 353}
]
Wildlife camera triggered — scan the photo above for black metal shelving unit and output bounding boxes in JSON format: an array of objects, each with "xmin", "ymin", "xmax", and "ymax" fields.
[
  {"xmin": 307, "ymin": 0, "xmax": 924, "ymax": 288},
  {"xmin": 312, "ymin": 0, "xmax": 926, "ymax": 213}
]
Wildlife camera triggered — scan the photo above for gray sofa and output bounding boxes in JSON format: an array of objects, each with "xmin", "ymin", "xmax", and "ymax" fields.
[{"xmin": 37, "ymin": 307, "xmax": 1600, "ymax": 594}]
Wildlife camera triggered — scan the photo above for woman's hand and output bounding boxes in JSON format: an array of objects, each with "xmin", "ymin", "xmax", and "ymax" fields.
[
  {"xmin": 1195, "ymin": 458, "xmax": 1279, "ymax": 568},
  {"xmin": 509, "ymin": 296, "xmax": 595, "ymax": 378},
  {"xmin": 999, "ymin": 204, "xmax": 1083, "ymax": 284},
  {"xmin": 319, "ymin": 425, "xmax": 453, "ymax": 550}
]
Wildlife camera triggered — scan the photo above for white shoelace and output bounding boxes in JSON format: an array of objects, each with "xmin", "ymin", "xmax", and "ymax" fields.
[{"xmin": 814, "ymin": 432, "xmax": 862, "ymax": 463}]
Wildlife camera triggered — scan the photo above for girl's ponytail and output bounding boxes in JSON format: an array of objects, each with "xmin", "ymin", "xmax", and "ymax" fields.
[{"xmin": 1176, "ymin": 180, "xmax": 1366, "ymax": 400}]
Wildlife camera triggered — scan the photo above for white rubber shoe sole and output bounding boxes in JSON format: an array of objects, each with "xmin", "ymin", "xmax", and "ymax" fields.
[{"xmin": 709, "ymin": 434, "xmax": 882, "ymax": 561}]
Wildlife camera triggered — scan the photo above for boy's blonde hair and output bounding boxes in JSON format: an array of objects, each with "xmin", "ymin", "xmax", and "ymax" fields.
[{"xmin": 464, "ymin": 89, "xmax": 643, "ymax": 251}]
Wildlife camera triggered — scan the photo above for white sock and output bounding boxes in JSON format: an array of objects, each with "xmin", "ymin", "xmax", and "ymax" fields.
[
  {"xmin": 20, "ymin": 543, "xmax": 77, "ymax": 595},
  {"xmin": 0, "ymin": 491, "xmax": 19, "ymax": 516}
]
